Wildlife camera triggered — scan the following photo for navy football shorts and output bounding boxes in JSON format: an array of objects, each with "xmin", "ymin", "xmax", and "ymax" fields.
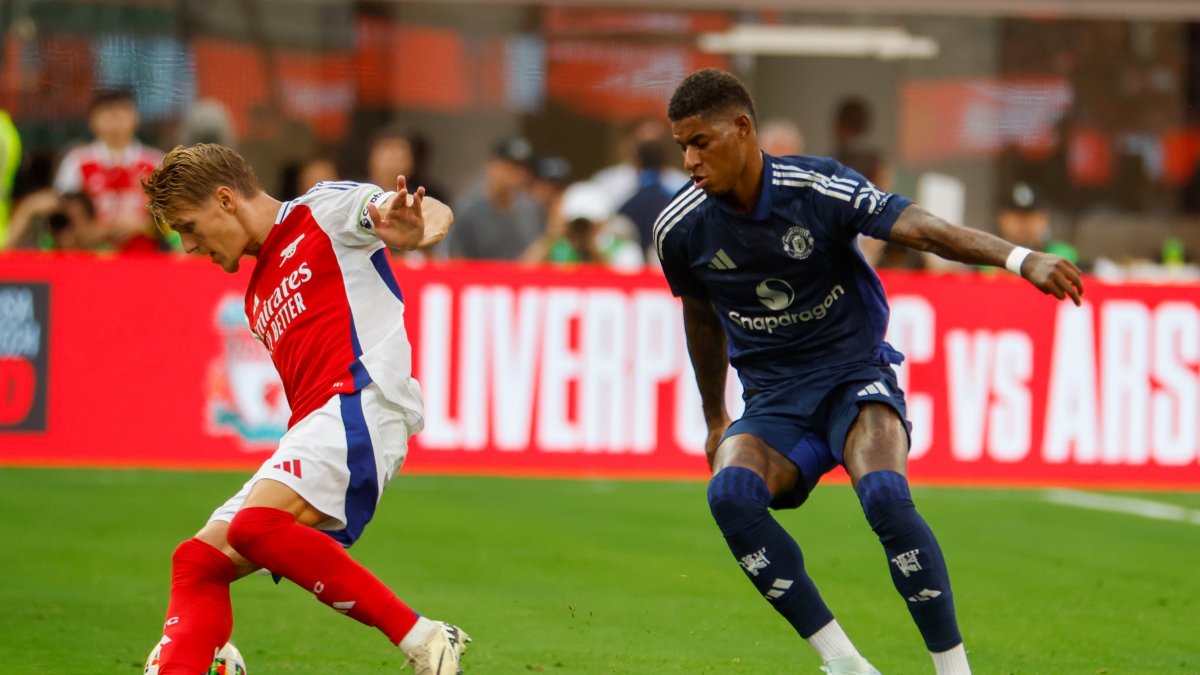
[{"xmin": 722, "ymin": 362, "xmax": 911, "ymax": 510}]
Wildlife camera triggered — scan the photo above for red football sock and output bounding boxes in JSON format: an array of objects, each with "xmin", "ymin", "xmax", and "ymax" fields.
[
  {"xmin": 227, "ymin": 506, "xmax": 419, "ymax": 645},
  {"xmin": 156, "ymin": 538, "xmax": 238, "ymax": 675}
]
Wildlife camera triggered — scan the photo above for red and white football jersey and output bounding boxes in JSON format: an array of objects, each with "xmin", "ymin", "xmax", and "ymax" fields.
[
  {"xmin": 244, "ymin": 181, "xmax": 424, "ymax": 430},
  {"xmin": 53, "ymin": 140, "xmax": 163, "ymax": 226}
]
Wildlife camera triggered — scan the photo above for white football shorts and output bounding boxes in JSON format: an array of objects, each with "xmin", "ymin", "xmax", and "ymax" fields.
[{"xmin": 209, "ymin": 381, "xmax": 415, "ymax": 546}]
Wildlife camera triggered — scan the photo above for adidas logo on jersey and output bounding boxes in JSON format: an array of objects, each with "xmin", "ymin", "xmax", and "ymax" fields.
[
  {"xmin": 707, "ymin": 249, "xmax": 737, "ymax": 270},
  {"xmin": 272, "ymin": 459, "xmax": 303, "ymax": 478},
  {"xmin": 857, "ymin": 380, "xmax": 890, "ymax": 397}
]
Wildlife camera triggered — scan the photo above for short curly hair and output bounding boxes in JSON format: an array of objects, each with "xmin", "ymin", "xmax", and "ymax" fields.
[{"xmin": 667, "ymin": 68, "xmax": 757, "ymax": 125}]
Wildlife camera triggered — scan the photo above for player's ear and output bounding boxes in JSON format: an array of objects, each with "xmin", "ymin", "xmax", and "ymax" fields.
[
  {"xmin": 734, "ymin": 113, "xmax": 753, "ymax": 139},
  {"xmin": 215, "ymin": 186, "xmax": 236, "ymax": 213}
]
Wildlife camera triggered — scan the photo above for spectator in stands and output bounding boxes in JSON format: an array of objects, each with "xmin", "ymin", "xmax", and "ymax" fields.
[
  {"xmin": 529, "ymin": 154, "xmax": 572, "ymax": 220},
  {"xmin": 523, "ymin": 181, "xmax": 642, "ymax": 270},
  {"xmin": 5, "ymin": 190, "xmax": 98, "ymax": 251},
  {"xmin": 368, "ymin": 126, "xmax": 448, "ymax": 204},
  {"xmin": 295, "ymin": 154, "xmax": 340, "ymax": 195},
  {"xmin": 53, "ymin": 89, "xmax": 167, "ymax": 252},
  {"xmin": 445, "ymin": 136, "xmax": 543, "ymax": 261},
  {"xmin": 831, "ymin": 96, "xmax": 886, "ymax": 187},
  {"xmin": 615, "ymin": 139, "xmax": 676, "ymax": 261},
  {"xmin": 367, "ymin": 127, "xmax": 450, "ymax": 263},
  {"xmin": 759, "ymin": 117, "xmax": 805, "ymax": 157},
  {"xmin": 47, "ymin": 191, "xmax": 98, "ymax": 250},
  {"xmin": 5, "ymin": 189, "xmax": 55, "ymax": 249},
  {"xmin": 996, "ymin": 181, "xmax": 1079, "ymax": 265},
  {"xmin": 591, "ymin": 116, "xmax": 688, "ymax": 213},
  {"xmin": 830, "ymin": 97, "xmax": 915, "ymax": 270},
  {"xmin": 176, "ymin": 98, "xmax": 237, "ymax": 148}
]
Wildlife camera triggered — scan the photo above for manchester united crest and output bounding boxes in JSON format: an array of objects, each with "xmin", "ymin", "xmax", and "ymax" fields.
[{"xmin": 782, "ymin": 226, "xmax": 814, "ymax": 260}]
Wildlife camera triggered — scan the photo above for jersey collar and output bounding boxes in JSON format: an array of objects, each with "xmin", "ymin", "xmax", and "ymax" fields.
[
  {"xmin": 256, "ymin": 200, "xmax": 294, "ymax": 259},
  {"xmin": 245, "ymin": 201, "xmax": 297, "ymax": 303}
]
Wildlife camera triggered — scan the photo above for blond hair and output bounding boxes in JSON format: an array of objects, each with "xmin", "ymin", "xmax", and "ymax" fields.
[{"xmin": 142, "ymin": 143, "xmax": 261, "ymax": 228}]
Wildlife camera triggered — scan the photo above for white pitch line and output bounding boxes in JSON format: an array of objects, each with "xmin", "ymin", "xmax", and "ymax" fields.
[{"xmin": 1043, "ymin": 489, "xmax": 1200, "ymax": 526}]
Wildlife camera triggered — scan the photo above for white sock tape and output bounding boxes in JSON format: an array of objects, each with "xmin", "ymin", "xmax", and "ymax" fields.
[{"xmin": 1005, "ymin": 246, "xmax": 1033, "ymax": 275}]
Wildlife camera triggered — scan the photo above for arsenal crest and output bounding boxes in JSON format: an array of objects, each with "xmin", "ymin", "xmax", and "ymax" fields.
[{"xmin": 782, "ymin": 226, "xmax": 814, "ymax": 260}]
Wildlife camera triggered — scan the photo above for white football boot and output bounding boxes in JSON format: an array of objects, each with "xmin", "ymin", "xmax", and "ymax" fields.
[
  {"xmin": 405, "ymin": 621, "xmax": 471, "ymax": 675},
  {"xmin": 820, "ymin": 654, "xmax": 882, "ymax": 675}
]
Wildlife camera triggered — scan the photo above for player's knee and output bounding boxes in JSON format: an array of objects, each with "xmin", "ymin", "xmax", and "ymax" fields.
[
  {"xmin": 708, "ymin": 467, "xmax": 771, "ymax": 529},
  {"xmin": 855, "ymin": 469, "xmax": 914, "ymax": 528},
  {"xmin": 171, "ymin": 539, "xmax": 205, "ymax": 575},
  {"xmin": 227, "ymin": 507, "xmax": 294, "ymax": 563},
  {"xmin": 171, "ymin": 538, "xmax": 234, "ymax": 583}
]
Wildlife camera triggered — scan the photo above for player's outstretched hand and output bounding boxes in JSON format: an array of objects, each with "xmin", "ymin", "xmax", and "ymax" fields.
[
  {"xmin": 368, "ymin": 175, "xmax": 426, "ymax": 250},
  {"xmin": 369, "ymin": 175, "xmax": 454, "ymax": 250},
  {"xmin": 1022, "ymin": 252, "xmax": 1084, "ymax": 306}
]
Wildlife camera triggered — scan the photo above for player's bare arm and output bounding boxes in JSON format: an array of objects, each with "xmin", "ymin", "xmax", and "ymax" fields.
[
  {"xmin": 371, "ymin": 175, "xmax": 454, "ymax": 250},
  {"xmin": 681, "ymin": 295, "xmax": 732, "ymax": 468},
  {"xmin": 888, "ymin": 203, "xmax": 1085, "ymax": 306},
  {"xmin": 413, "ymin": 193, "xmax": 453, "ymax": 248}
]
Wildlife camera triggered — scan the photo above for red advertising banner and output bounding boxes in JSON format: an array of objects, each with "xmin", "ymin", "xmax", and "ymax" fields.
[
  {"xmin": 353, "ymin": 19, "xmax": 471, "ymax": 112},
  {"xmin": 542, "ymin": 8, "xmax": 732, "ymax": 37},
  {"xmin": 193, "ymin": 38, "xmax": 355, "ymax": 142},
  {"xmin": 546, "ymin": 42, "xmax": 727, "ymax": 122},
  {"xmin": 541, "ymin": 8, "xmax": 730, "ymax": 122},
  {"xmin": 1, "ymin": 253, "xmax": 1197, "ymax": 489},
  {"xmin": 899, "ymin": 77, "xmax": 1072, "ymax": 165}
]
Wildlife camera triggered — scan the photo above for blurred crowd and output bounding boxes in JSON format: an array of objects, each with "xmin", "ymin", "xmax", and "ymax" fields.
[{"xmin": 0, "ymin": 88, "xmax": 1196, "ymax": 282}]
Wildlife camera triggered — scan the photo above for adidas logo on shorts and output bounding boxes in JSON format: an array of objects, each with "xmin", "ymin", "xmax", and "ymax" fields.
[{"xmin": 856, "ymin": 380, "xmax": 890, "ymax": 397}]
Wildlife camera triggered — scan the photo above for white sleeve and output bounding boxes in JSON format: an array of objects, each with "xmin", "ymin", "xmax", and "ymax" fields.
[
  {"xmin": 305, "ymin": 181, "xmax": 394, "ymax": 248},
  {"xmin": 53, "ymin": 149, "xmax": 83, "ymax": 193}
]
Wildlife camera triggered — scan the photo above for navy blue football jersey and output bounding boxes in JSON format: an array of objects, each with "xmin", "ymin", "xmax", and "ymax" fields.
[{"xmin": 655, "ymin": 153, "xmax": 911, "ymax": 390}]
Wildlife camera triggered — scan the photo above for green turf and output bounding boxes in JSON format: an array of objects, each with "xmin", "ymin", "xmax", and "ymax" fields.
[{"xmin": 0, "ymin": 468, "xmax": 1195, "ymax": 673}]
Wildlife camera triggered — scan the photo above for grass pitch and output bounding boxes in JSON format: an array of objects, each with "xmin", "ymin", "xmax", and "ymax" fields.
[{"xmin": 0, "ymin": 468, "xmax": 1196, "ymax": 674}]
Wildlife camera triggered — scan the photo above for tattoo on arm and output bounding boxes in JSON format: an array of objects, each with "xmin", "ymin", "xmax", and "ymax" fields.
[{"xmin": 887, "ymin": 204, "xmax": 1014, "ymax": 268}]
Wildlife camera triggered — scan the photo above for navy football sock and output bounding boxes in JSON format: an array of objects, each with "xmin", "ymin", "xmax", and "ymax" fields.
[
  {"xmin": 708, "ymin": 466, "xmax": 834, "ymax": 638},
  {"xmin": 856, "ymin": 470, "xmax": 962, "ymax": 652}
]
